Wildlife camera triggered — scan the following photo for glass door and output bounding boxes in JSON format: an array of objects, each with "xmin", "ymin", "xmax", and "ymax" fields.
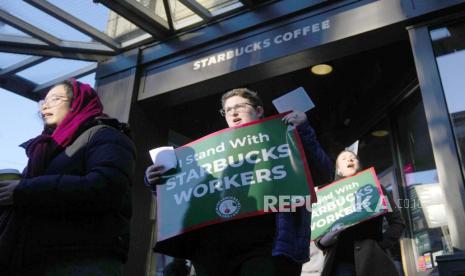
[
  {"xmin": 430, "ymin": 20, "xmax": 465, "ymax": 181},
  {"xmin": 393, "ymin": 91, "xmax": 453, "ymax": 275}
]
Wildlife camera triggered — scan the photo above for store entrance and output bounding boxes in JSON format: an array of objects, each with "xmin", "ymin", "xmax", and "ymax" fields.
[{"xmin": 148, "ymin": 39, "xmax": 444, "ymax": 275}]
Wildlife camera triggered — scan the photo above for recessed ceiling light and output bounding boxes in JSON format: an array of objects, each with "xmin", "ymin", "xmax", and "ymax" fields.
[
  {"xmin": 311, "ymin": 64, "xmax": 333, "ymax": 75},
  {"xmin": 371, "ymin": 130, "xmax": 389, "ymax": 137}
]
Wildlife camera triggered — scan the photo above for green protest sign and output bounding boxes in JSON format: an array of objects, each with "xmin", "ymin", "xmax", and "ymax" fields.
[
  {"xmin": 156, "ymin": 114, "xmax": 316, "ymax": 241},
  {"xmin": 310, "ymin": 168, "xmax": 388, "ymax": 240}
]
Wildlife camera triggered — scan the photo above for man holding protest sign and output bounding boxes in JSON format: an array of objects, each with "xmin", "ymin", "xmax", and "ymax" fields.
[
  {"xmin": 146, "ymin": 88, "xmax": 333, "ymax": 275},
  {"xmin": 315, "ymin": 150, "xmax": 405, "ymax": 276}
]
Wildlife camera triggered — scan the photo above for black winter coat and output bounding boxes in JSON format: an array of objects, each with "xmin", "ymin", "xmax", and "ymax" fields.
[{"xmin": 9, "ymin": 124, "xmax": 136, "ymax": 270}]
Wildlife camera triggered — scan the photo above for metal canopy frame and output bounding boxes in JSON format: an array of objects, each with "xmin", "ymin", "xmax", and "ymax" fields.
[
  {"xmin": 33, "ymin": 64, "xmax": 98, "ymax": 97},
  {"xmin": 0, "ymin": 35, "xmax": 114, "ymax": 60},
  {"xmin": 95, "ymin": 0, "xmax": 170, "ymax": 39},
  {"xmin": 178, "ymin": 0, "xmax": 212, "ymax": 20},
  {"xmin": 24, "ymin": 0, "xmax": 122, "ymax": 51},
  {"xmin": 0, "ymin": 9, "xmax": 61, "ymax": 46},
  {"xmin": 0, "ymin": 0, "xmax": 274, "ymax": 101},
  {"xmin": 0, "ymin": 56, "xmax": 49, "ymax": 77},
  {"xmin": 239, "ymin": 0, "xmax": 261, "ymax": 7},
  {"xmin": 163, "ymin": 0, "xmax": 175, "ymax": 31}
]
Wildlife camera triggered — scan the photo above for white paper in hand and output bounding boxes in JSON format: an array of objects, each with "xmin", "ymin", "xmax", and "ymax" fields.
[
  {"xmin": 149, "ymin": 146, "xmax": 177, "ymax": 173},
  {"xmin": 346, "ymin": 140, "xmax": 359, "ymax": 155},
  {"xmin": 272, "ymin": 87, "xmax": 315, "ymax": 113}
]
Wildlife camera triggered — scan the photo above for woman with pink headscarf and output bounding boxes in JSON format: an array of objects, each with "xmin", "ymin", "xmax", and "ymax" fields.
[{"xmin": 0, "ymin": 79, "xmax": 136, "ymax": 276}]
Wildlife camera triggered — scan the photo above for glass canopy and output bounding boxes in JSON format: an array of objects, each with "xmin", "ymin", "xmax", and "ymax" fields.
[{"xmin": 0, "ymin": 0, "xmax": 270, "ymax": 100}]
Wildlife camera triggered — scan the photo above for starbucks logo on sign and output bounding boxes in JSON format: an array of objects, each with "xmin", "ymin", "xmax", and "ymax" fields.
[{"xmin": 216, "ymin": 197, "xmax": 241, "ymax": 218}]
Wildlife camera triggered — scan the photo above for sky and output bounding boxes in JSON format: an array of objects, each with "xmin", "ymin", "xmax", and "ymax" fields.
[
  {"xmin": 0, "ymin": 89, "xmax": 42, "ymax": 171},
  {"xmin": 436, "ymin": 50, "xmax": 465, "ymax": 114},
  {"xmin": 0, "ymin": 74, "xmax": 96, "ymax": 172},
  {"xmin": 0, "ymin": 1, "xmax": 104, "ymax": 172}
]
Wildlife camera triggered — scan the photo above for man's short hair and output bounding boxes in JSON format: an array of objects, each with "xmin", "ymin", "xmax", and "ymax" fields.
[{"xmin": 221, "ymin": 88, "xmax": 263, "ymax": 109}]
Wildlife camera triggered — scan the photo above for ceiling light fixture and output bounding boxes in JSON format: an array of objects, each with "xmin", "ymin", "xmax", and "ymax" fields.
[
  {"xmin": 311, "ymin": 64, "xmax": 333, "ymax": 75},
  {"xmin": 371, "ymin": 130, "xmax": 389, "ymax": 137}
]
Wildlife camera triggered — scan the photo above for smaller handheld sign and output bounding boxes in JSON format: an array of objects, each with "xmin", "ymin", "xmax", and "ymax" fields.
[{"xmin": 310, "ymin": 168, "xmax": 388, "ymax": 240}]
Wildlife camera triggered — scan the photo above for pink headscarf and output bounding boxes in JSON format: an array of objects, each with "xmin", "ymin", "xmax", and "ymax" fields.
[{"xmin": 24, "ymin": 79, "xmax": 103, "ymax": 177}]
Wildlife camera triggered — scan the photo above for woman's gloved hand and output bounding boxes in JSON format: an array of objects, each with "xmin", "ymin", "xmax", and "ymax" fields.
[
  {"xmin": 319, "ymin": 228, "xmax": 343, "ymax": 247},
  {"xmin": 282, "ymin": 111, "xmax": 308, "ymax": 127},
  {"xmin": 145, "ymin": 165, "xmax": 165, "ymax": 185}
]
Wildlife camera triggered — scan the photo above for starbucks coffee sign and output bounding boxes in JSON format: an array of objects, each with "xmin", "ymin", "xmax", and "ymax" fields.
[
  {"xmin": 141, "ymin": 15, "xmax": 333, "ymax": 100},
  {"xmin": 192, "ymin": 20, "xmax": 330, "ymax": 71}
]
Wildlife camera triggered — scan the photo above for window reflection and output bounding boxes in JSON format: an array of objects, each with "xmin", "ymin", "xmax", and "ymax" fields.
[
  {"xmin": 395, "ymin": 92, "xmax": 452, "ymax": 272},
  {"xmin": 431, "ymin": 20, "xmax": 465, "ymax": 180}
]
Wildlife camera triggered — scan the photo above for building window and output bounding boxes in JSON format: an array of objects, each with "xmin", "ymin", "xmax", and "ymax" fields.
[
  {"xmin": 395, "ymin": 92, "xmax": 453, "ymax": 273},
  {"xmin": 430, "ymin": 20, "xmax": 465, "ymax": 180}
]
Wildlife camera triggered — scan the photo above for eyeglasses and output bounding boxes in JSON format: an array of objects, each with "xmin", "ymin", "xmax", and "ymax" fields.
[
  {"xmin": 220, "ymin": 102, "xmax": 255, "ymax": 117},
  {"xmin": 38, "ymin": 96, "xmax": 69, "ymax": 108}
]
